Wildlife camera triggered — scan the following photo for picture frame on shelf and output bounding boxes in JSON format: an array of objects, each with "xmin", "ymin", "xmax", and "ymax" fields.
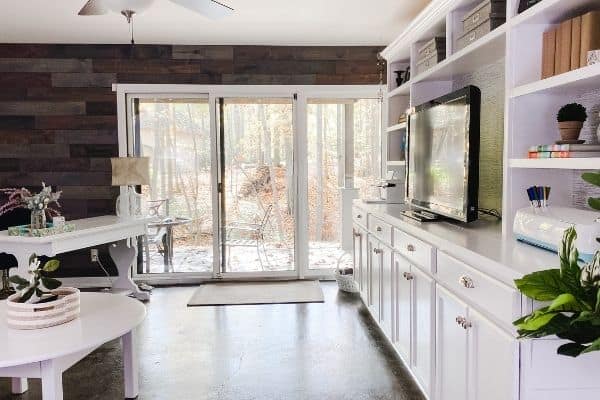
[{"xmin": 518, "ymin": 0, "xmax": 542, "ymax": 14}]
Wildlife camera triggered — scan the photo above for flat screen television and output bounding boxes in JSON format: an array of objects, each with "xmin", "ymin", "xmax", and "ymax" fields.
[{"xmin": 405, "ymin": 86, "xmax": 481, "ymax": 223}]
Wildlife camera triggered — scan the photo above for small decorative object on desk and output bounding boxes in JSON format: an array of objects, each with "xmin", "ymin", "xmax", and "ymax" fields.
[
  {"xmin": 513, "ymin": 228, "xmax": 600, "ymax": 357},
  {"xmin": 7, "ymin": 222, "xmax": 76, "ymax": 237},
  {"xmin": 6, "ymin": 254, "xmax": 80, "ymax": 330},
  {"xmin": 0, "ymin": 182, "xmax": 62, "ymax": 230},
  {"xmin": 335, "ymin": 266, "xmax": 358, "ymax": 293},
  {"xmin": 556, "ymin": 103, "xmax": 587, "ymax": 142},
  {"xmin": 587, "ymin": 50, "xmax": 600, "ymax": 66}
]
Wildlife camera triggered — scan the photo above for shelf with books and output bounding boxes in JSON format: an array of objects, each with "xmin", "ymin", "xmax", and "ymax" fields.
[
  {"xmin": 509, "ymin": 157, "xmax": 600, "ymax": 169},
  {"xmin": 511, "ymin": 63, "xmax": 600, "ymax": 98},
  {"xmin": 510, "ymin": 0, "xmax": 599, "ymax": 27}
]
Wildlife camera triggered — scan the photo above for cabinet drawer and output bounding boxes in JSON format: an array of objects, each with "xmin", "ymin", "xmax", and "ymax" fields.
[
  {"xmin": 436, "ymin": 252, "xmax": 519, "ymax": 327},
  {"xmin": 353, "ymin": 206, "xmax": 367, "ymax": 227},
  {"xmin": 393, "ymin": 228, "xmax": 435, "ymax": 273},
  {"xmin": 368, "ymin": 215, "xmax": 392, "ymax": 246}
]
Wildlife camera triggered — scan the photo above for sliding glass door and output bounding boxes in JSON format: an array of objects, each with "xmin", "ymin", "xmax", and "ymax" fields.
[
  {"xmin": 122, "ymin": 86, "xmax": 382, "ymax": 280},
  {"xmin": 218, "ymin": 98, "xmax": 296, "ymax": 274},
  {"xmin": 129, "ymin": 95, "xmax": 215, "ymax": 274}
]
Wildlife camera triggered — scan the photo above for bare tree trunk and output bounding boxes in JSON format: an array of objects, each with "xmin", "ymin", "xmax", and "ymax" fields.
[
  {"xmin": 315, "ymin": 104, "xmax": 324, "ymax": 242},
  {"xmin": 259, "ymin": 105, "xmax": 285, "ymax": 243}
]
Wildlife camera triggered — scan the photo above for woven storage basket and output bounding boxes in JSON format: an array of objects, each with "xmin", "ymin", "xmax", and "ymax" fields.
[
  {"xmin": 335, "ymin": 270, "xmax": 359, "ymax": 293},
  {"xmin": 6, "ymin": 287, "xmax": 80, "ymax": 330}
]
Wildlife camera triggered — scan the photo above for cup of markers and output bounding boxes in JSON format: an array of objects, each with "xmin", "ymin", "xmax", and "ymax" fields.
[{"xmin": 527, "ymin": 186, "xmax": 551, "ymax": 208}]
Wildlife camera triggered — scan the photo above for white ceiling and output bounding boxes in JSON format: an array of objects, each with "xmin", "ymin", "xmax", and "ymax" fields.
[{"xmin": 0, "ymin": 0, "xmax": 430, "ymax": 46}]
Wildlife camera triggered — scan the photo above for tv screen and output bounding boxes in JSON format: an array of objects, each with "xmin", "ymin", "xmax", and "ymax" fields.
[{"xmin": 406, "ymin": 86, "xmax": 481, "ymax": 222}]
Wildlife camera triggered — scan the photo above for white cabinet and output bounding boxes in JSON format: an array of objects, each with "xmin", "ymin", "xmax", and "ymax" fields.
[
  {"xmin": 436, "ymin": 285, "xmax": 469, "ymax": 400},
  {"xmin": 469, "ymin": 307, "xmax": 518, "ymax": 400},
  {"xmin": 393, "ymin": 252, "xmax": 435, "ymax": 396},
  {"xmin": 411, "ymin": 266, "xmax": 435, "ymax": 395},
  {"xmin": 394, "ymin": 253, "xmax": 412, "ymax": 362},
  {"xmin": 368, "ymin": 236, "xmax": 381, "ymax": 319},
  {"xmin": 436, "ymin": 285, "xmax": 518, "ymax": 400}
]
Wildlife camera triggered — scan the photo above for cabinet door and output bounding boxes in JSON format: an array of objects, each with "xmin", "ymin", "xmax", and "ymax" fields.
[
  {"xmin": 468, "ymin": 308, "xmax": 518, "ymax": 400},
  {"xmin": 394, "ymin": 253, "xmax": 412, "ymax": 362},
  {"xmin": 411, "ymin": 266, "xmax": 435, "ymax": 396},
  {"xmin": 352, "ymin": 225, "xmax": 362, "ymax": 289},
  {"xmin": 368, "ymin": 236, "xmax": 381, "ymax": 320},
  {"xmin": 379, "ymin": 244, "xmax": 394, "ymax": 338},
  {"xmin": 360, "ymin": 231, "xmax": 369, "ymax": 302},
  {"xmin": 436, "ymin": 285, "xmax": 469, "ymax": 400}
]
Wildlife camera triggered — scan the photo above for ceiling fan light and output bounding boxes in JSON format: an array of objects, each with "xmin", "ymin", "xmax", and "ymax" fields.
[{"xmin": 103, "ymin": 0, "xmax": 155, "ymax": 13}]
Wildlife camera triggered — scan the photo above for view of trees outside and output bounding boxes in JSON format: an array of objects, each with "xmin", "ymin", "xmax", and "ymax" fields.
[{"xmin": 135, "ymin": 97, "xmax": 381, "ymax": 274}]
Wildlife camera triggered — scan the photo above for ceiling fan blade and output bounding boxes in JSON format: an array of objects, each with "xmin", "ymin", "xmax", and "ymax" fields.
[
  {"xmin": 169, "ymin": 0, "xmax": 234, "ymax": 19},
  {"xmin": 78, "ymin": 0, "xmax": 109, "ymax": 15}
]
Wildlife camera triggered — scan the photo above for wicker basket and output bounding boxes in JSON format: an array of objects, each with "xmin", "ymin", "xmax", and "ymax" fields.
[
  {"xmin": 335, "ymin": 270, "xmax": 359, "ymax": 293},
  {"xmin": 6, "ymin": 287, "xmax": 80, "ymax": 330}
]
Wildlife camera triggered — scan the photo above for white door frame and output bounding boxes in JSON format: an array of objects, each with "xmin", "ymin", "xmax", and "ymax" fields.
[{"xmin": 113, "ymin": 84, "xmax": 382, "ymax": 283}]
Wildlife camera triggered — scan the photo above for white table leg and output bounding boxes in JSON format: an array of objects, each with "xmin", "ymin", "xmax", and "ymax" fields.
[
  {"xmin": 109, "ymin": 239, "xmax": 149, "ymax": 301},
  {"xmin": 41, "ymin": 359, "xmax": 63, "ymax": 400},
  {"xmin": 13, "ymin": 251, "xmax": 33, "ymax": 280},
  {"xmin": 122, "ymin": 330, "xmax": 139, "ymax": 399},
  {"xmin": 11, "ymin": 377, "xmax": 28, "ymax": 394}
]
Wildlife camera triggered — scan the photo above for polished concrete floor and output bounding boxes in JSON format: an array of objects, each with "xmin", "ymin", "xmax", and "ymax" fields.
[{"xmin": 1, "ymin": 282, "xmax": 425, "ymax": 400}]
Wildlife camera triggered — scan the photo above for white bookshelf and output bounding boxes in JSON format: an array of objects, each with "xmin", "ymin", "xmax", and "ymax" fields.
[
  {"xmin": 381, "ymin": 0, "xmax": 600, "ymax": 236},
  {"xmin": 509, "ymin": 158, "xmax": 600, "ymax": 169}
]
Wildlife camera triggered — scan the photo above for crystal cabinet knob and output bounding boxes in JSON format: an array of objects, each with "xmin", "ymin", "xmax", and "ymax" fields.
[
  {"xmin": 406, "ymin": 244, "xmax": 416, "ymax": 252},
  {"xmin": 459, "ymin": 275, "xmax": 475, "ymax": 289}
]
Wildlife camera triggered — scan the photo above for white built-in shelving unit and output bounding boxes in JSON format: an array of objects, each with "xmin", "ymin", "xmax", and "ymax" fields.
[{"xmin": 381, "ymin": 0, "xmax": 600, "ymax": 236}]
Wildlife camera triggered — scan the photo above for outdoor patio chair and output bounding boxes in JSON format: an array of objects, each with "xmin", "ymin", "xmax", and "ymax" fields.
[
  {"xmin": 144, "ymin": 199, "xmax": 170, "ymax": 273},
  {"xmin": 225, "ymin": 205, "xmax": 273, "ymax": 270}
]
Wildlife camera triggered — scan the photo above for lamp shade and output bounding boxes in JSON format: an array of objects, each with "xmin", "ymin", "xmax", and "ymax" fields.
[
  {"xmin": 111, "ymin": 157, "xmax": 150, "ymax": 186},
  {"xmin": 104, "ymin": 0, "xmax": 155, "ymax": 13}
]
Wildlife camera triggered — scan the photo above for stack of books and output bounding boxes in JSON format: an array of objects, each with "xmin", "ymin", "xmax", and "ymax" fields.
[
  {"xmin": 541, "ymin": 11, "xmax": 600, "ymax": 79},
  {"xmin": 528, "ymin": 144, "xmax": 600, "ymax": 158}
]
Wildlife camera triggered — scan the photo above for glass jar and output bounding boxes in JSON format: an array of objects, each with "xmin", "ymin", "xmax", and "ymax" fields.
[{"xmin": 30, "ymin": 209, "xmax": 46, "ymax": 230}]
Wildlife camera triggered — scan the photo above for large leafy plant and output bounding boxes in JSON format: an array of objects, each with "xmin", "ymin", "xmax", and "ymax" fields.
[
  {"xmin": 514, "ymin": 227, "xmax": 600, "ymax": 357},
  {"xmin": 582, "ymin": 172, "xmax": 600, "ymax": 211}
]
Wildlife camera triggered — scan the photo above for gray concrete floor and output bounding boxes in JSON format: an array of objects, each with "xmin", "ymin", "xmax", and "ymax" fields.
[{"xmin": 1, "ymin": 282, "xmax": 425, "ymax": 400}]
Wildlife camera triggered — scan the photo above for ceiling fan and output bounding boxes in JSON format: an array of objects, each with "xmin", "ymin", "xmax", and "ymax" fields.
[{"xmin": 78, "ymin": 0, "xmax": 234, "ymax": 43}]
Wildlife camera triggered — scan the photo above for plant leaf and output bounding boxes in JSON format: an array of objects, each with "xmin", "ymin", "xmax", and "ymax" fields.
[
  {"xmin": 42, "ymin": 259, "xmax": 60, "ymax": 272},
  {"xmin": 516, "ymin": 309, "xmax": 559, "ymax": 331},
  {"xmin": 558, "ymin": 227, "xmax": 583, "ymax": 294},
  {"xmin": 557, "ymin": 342, "xmax": 588, "ymax": 357},
  {"xmin": 581, "ymin": 336, "xmax": 600, "ymax": 355},
  {"xmin": 581, "ymin": 172, "xmax": 600, "ymax": 187},
  {"xmin": 19, "ymin": 287, "xmax": 35, "ymax": 303},
  {"xmin": 41, "ymin": 276, "xmax": 62, "ymax": 290},
  {"xmin": 548, "ymin": 293, "xmax": 589, "ymax": 312},
  {"xmin": 514, "ymin": 269, "xmax": 572, "ymax": 301},
  {"xmin": 8, "ymin": 275, "xmax": 29, "ymax": 286},
  {"xmin": 589, "ymin": 197, "xmax": 600, "ymax": 211},
  {"xmin": 516, "ymin": 313, "xmax": 572, "ymax": 338}
]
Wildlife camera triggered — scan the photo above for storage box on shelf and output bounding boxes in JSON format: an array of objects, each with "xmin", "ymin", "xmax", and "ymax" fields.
[
  {"xmin": 456, "ymin": 0, "xmax": 506, "ymax": 51},
  {"xmin": 416, "ymin": 37, "xmax": 446, "ymax": 75}
]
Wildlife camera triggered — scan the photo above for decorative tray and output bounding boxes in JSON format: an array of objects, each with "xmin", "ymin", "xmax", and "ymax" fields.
[{"xmin": 8, "ymin": 223, "xmax": 76, "ymax": 237}]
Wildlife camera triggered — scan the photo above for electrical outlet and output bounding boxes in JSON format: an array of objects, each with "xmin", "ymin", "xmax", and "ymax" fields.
[{"xmin": 90, "ymin": 249, "xmax": 99, "ymax": 263}]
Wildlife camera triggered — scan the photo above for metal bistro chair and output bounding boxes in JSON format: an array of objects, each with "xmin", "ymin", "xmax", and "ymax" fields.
[
  {"xmin": 225, "ymin": 205, "xmax": 273, "ymax": 271},
  {"xmin": 144, "ymin": 199, "xmax": 170, "ymax": 273}
]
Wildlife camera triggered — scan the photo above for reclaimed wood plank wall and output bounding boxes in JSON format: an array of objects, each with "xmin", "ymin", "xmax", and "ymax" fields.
[{"xmin": 0, "ymin": 43, "xmax": 383, "ymax": 277}]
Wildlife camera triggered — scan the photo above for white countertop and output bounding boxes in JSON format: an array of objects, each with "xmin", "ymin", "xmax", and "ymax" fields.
[{"xmin": 354, "ymin": 201, "xmax": 560, "ymax": 287}]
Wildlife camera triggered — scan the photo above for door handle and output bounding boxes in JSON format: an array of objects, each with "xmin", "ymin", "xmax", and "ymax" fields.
[
  {"xmin": 373, "ymin": 248, "xmax": 382, "ymax": 254},
  {"xmin": 406, "ymin": 244, "xmax": 415, "ymax": 252},
  {"xmin": 376, "ymin": 226, "xmax": 383, "ymax": 232}
]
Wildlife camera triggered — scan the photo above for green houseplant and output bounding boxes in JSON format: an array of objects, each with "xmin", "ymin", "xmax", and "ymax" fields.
[
  {"xmin": 581, "ymin": 171, "xmax": 600, "ymax": 211},
  {"xmin": 514, "ymin": 227, "xmax": 600, "ymax": 357},
  {"xmin": 8, "ymin": 253, "xmax": 62, "ymax": 303},
  {"xmin": 557, "ymin": 103, "xmax": 587, "ymax": 141}
]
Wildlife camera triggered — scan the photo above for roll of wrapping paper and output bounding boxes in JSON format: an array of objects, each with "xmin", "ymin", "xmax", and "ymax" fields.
[{"xmin": 527, "ymin": 186, "xmax": 551, "ymax": 208}]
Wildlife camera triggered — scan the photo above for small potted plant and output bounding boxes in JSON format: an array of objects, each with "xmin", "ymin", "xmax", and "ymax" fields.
[
  {"xmin": 6, "ymin": 254, "xmax": 80, "ymax": 330},
  {"xmin": 557, "ymin": 103, "xmax": 587, "ymax": 141}
]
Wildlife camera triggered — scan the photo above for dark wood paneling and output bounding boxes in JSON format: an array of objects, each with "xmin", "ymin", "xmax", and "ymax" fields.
[{"xmin": 0, "ymin": 43, "xmax": 383, "ymax": 277}]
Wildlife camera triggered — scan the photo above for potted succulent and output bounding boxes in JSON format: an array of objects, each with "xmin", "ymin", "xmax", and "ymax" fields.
[{"xmin": 557, "ymin": 103, "xmax": 587, "ymax": 141}]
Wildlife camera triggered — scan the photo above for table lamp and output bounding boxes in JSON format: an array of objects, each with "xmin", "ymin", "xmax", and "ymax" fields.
[{"xmin": 111, "ymin": 157, "xmax": 149, "ymax": 218}]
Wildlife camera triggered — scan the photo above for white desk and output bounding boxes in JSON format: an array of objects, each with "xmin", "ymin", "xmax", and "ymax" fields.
[
  {"xmin": 0, "ymin": 293, "xmax": 146, "ymax": 399},
  {"xmin": 0, "ymin": 216, "xmax": 151, "ymax": 301}
]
